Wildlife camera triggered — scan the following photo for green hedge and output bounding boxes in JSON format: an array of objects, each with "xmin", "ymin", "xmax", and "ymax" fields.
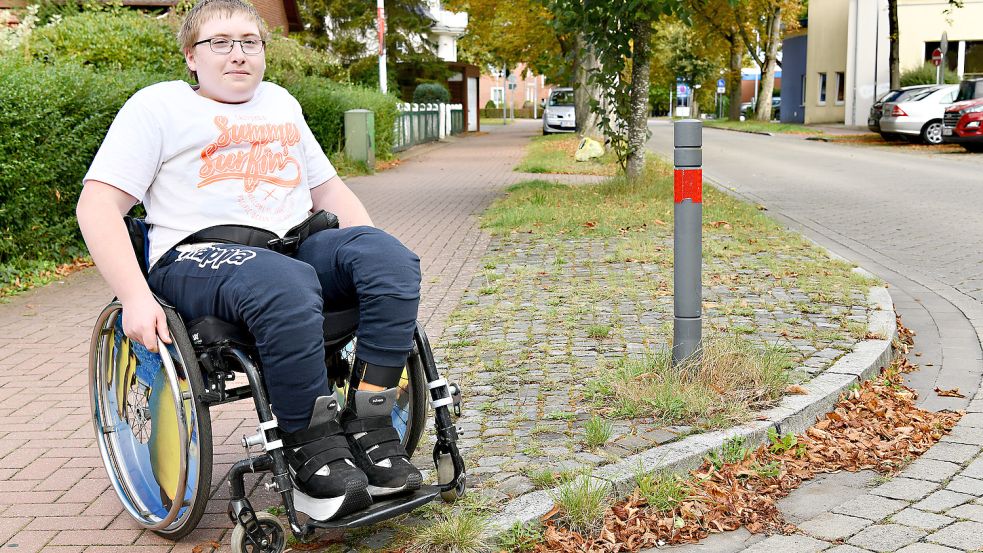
[
  {"xmin": 288, "ymin": 76, "xmax": 399, "ymax": 159},
  {"xmin": 28, "ymin": 10, "xmax": 186, "ymax": 78},
  {"xmin": 0, "ymin": 61, "xmax": 163, "ymax": 272},
  {"xmin": 480, "ymin": 107, "xmax": 540, "ymax": 119}
]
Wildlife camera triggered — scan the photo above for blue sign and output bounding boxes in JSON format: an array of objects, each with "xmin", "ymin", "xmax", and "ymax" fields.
[
  {"xmin": 717, "ymin": 78, "xmax": 725, "ymax": 88},
  {"xmin": 677, "ymin": 84, "xmax": 690, "ymax": 98}
]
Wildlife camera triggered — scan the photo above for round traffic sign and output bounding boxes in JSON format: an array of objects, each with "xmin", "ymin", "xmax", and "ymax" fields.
[{"xmin": 932, "ymin": 48, "xmax": 943, "ymax": 67}]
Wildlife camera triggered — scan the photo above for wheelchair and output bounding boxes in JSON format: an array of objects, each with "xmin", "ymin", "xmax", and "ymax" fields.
[{"xmin": 88, "ymin": 218, "xmax": 467, "ymax": 552}]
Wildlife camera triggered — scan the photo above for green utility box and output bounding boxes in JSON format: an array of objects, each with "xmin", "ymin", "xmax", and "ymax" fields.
[{"xmin": 344, "ymin": 109, "xmax": 375, "ymax": 167}]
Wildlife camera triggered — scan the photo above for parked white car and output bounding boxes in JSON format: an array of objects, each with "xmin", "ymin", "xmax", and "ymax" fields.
[
  {"xmin": 542, "ymin": 87, "xmax": 576, "ymax": 135},
  {"xmin": 879, "ymin": 84, "xmax": 959, "ymax": 145}
]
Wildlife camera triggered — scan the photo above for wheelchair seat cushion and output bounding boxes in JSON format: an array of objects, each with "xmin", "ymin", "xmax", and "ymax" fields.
[
  {"xmin": 187, "ymin": 316, "xmax": 255, "ymax": 350},
  {"xmin": 186, "ymin": 307, "xmax": 359, "ymax": 353}
]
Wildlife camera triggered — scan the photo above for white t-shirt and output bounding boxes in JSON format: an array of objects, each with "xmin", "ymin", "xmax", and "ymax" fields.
[{"xmin": 84, "ymin": 80, "xmax": 337, "ymax": 268}]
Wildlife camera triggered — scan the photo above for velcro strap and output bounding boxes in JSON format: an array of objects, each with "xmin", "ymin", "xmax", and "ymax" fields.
[
  {"xmin": 368, "ymin": 442, "xmax": 408, "ymax": 464},
  {"xmin": 357, "ymin": 427, "xmax": 401, "ymax": 450},
  {"xmin": 296, "ymin": 448, "xmax": 352, "ymax": 482},
  {"xmin": 291, "ymin": 435, "xmax": 351, "ymax": 466},
  {"xmin": 282, "ymin": 421, "xmax": 343, "ymax": 447},
  {"xmin": 343, "ymin": 415, "xmax": 391, "ymax": 435}
]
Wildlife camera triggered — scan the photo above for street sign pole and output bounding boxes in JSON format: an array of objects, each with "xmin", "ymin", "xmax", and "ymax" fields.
[
  {"xmin": 932, "ymin": 48, "xmax": 944, "ymax": 84},
  {"xmin": 377, "ymin": 0, "xmax": 387, "ymax": 94},
  {"xmin": 672, "ymin": 120, "xmax": 703, "ymax": 368}
]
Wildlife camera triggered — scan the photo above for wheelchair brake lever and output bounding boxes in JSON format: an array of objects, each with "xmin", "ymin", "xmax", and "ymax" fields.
[{"xmin": 449, "ymin": 382, "xmax": 462, "ymax": 417}]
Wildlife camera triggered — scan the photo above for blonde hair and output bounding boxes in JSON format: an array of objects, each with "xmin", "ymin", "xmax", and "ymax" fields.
[{"xmin": 177, "ymin": 0, "xmax": 269, "ymax": 81}]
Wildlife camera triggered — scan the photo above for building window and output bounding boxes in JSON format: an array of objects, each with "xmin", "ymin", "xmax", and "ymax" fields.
[
  {"xmin": 925, "ymin": 41, "xmax": 958, "ymax": 72},
  {"xmin": 966, "ymin": 41, "xmax": 983, "ymax": 77},
  {"xmin": 835, "ymin": 72, "xmax": 845, "ymax": 104},
  {"xmin": 818, "ymin": 72, "xmax": 827, "ymax": 105},
  {"xmin": 491, "ymin": 87, "xmax": 504, "ymax": 108},
  {"xmin": 526, "ymin": 85, "xmax": 536, "ymax": 103},
  {"xmin": 800, "ymin": 75, "xmax": 806, "ymax": 106}
]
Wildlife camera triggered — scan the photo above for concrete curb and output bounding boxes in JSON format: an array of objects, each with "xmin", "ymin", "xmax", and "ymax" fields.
[
  {"xmin": 484, "ymin": 283, "xmax": 897, "ymax": 537},
  {"xmin": 704, "ymin": 125, "xmax": 773, "ymax": 137}
]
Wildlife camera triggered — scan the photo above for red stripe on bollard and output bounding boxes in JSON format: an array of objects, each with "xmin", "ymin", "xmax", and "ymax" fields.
[{"xmin": 673, "ymin": 169, "xmax": 702, "ymax": 203}]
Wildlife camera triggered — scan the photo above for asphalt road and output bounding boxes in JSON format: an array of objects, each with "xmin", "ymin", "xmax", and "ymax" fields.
[{"xmin": 646, "ymin": 120, "xmax": 983, "ymax": 412}]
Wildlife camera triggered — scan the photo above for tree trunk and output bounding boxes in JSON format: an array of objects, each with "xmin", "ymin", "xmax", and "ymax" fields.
[
  {"xmin": 573, "ymin": 33, "xmax": 604, "ymax": 139},
  {"xmin": 754, "ymin": 6, "xmax": 782, "ymax": 121},
  {"xmin": 728, "ymin": 36, "xmax": 743, "ymax": 120},
  {"xmin": 888, "ymin": 0, "xmax": 900, "ymax": 89},
  {"xmin": 626, "ymin": 20, "xmax": 653, "ymax": 180}
]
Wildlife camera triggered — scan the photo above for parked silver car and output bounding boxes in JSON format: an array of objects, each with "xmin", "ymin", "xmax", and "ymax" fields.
[
  {"xmin": 879, "ymin": 84, "xmax": 959, "ymax": 145},
  {"xmin": 868, "ymin": 85, "xmax": 934, "ymax": 135},
  {"xmin": 542, "ymin": 87, "xmax": 576, "ymax": 135}
]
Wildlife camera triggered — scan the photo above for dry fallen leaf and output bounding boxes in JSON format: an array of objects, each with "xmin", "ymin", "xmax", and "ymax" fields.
[
  {"xmin": 934, "ymin": 387, "xmax": 966, "ymax": 398},
  {"xmin": 786, "ymin": 385, "xmax": 809, "ymax": 395}
]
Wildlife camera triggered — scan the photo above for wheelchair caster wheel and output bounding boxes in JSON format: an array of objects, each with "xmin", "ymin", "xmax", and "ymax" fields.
[
  {"xmin": 230, "ymin": 511, "xmax": 286, "ymax": 553},
  {"xmin": 437, "ymin": 453, "xmax": 465, "ymax": 502}
]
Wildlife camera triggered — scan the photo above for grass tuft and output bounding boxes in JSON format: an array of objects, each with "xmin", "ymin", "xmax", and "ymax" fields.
[
  {"xmin": 497, "ymin": 521, "xmax": 544, "ymax": 552},
  {"xmin": 586, "ymin": 336, "xmax": 791, "ymax": 427},
  {"xmin": 550, "ymin": 475, "xmax": 611, "ymax": 536},
  {"xmin": 635, "ymin": 469, "xmax": 690, "ymax": 512},
  {"xmin": 584, "ymin": 415, "xmax": 613, "ymax": 448},
  {"xmin": 587, "ymin": 324, "xmax": 611, "ymax": 339},
  {"xmin": 407, "ymin": 509, "xmax": 490, "ymax": 553}
]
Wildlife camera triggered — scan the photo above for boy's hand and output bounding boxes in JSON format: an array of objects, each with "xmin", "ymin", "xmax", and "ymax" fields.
[{"xmin": 121, "ymin": 293, "xmax": 172, "ymax": 353}]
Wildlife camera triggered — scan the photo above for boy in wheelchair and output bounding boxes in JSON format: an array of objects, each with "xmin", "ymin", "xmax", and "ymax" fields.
[{"xmin": 77, "ymin": 0, "xmax": 422, "ymax": 520}]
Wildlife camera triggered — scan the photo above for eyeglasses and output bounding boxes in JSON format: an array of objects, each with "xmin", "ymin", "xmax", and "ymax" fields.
[{"xmin": 193, "ymin": 37, "xmax": 265, "ymax": 55}]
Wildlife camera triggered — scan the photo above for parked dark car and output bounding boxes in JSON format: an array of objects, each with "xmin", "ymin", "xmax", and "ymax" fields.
[
  {"xmin": 868, "ymin": 85, "xmax": 934, "ymax": 138},
  {"xmin": 941, "ymin": 78, "xmax": 983, "ymax": 152}
]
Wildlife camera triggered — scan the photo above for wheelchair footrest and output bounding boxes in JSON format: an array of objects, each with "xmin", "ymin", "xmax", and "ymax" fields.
[{"xmin": 305, "ymin": 486, "xmax": 442, "ymax": 529}]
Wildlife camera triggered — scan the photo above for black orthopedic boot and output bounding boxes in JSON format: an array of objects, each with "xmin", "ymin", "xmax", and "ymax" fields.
[
  {"xmin": 280, "ymin": 394, "xmax": 371, "ymax": 520},
  {"xmin": 342, "ymin": 368, "xmax": 423, "ymax": 497}
]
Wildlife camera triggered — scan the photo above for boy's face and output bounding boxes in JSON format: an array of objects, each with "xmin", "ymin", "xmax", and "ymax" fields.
[{"xmin": 185, "ymin": 13, "xmax": 266, "ymax": 104}]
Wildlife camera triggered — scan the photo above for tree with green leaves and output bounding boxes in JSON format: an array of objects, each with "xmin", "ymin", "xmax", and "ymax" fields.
[
  {"xmin": 447, "ymin": 0, "xmax": 569, "ymax": 83},
  {"xmin": 294, "ymin": 0, "xmax": 442, "ymax": 87},
  {"xmin": 550, "ymin": 0, "xmax": 679, "ymax": 179},
  {"xmin": 652, "ymin": 16, "xmax": 723, "ymax": 119},
  {"xmin": 686, "ymin": 0, "xmax": 748, "ymax": 121}
]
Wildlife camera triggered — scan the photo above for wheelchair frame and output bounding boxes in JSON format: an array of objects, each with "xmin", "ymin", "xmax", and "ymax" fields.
[{"xmin": 89, "ymin": 221, "xmax": 467, "ymax": 552}]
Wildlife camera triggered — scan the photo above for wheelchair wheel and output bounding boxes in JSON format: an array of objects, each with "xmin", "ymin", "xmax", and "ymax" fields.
[
  {"xmin": 89, "ymin": 302, "xmax": 212, "ymax": 540},
  {"xmin": 335, "ymin": 333, "xmax": 428, "ymax": 457},
  {"xmin": 230, "ymin": 512, "xmax": 286, "ymax": 553}
]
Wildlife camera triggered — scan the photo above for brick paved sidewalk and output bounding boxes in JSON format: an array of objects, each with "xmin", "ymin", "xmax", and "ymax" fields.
[{"xmin": 0, "ymin": 119, "xmax": 587, "ymax": 552}]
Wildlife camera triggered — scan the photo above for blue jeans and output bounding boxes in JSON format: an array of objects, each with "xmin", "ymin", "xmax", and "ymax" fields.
[{"xmin": 148, "ymin": 226, "xmax": 421, "ymax": 432}]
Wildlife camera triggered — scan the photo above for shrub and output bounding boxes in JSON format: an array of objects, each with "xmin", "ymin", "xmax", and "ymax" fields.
[
  {"xmin": 413, "ymin": 82, "xmax": 450, "ymax": 104},
  {"xmin": 27, "ymin": 10, "xmax": 186, "ymax": 78},
  {"xmin": 287, "ymin": 76, "xmax": 399, "ymax": 158},
  {"xmin": 484, "ymin": 99, "xmax": 497, "ymax": 109},
  {"xmin": 27, "ymin": 10, "xmax": 341, "ymax": 85},
  {"xmin": 901, "ymin": 62, "xmax": 959, "ymax": 86},
  {"xmin": 0, "ymin": 60, "xmax": 164, "ymax": 273},
  {"xmin": 264, "ymin": 33, "xmax": 342, "ymax": 85}
]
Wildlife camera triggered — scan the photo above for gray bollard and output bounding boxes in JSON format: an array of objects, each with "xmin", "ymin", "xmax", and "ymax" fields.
[{"xmin": 672, "ymin": 120, "xmax": 703, "ymax": 367}]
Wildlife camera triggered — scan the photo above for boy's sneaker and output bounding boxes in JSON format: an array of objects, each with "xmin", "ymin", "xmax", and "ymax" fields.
[
  {"xmin": 280, "ymin": 394, "xmax": 371, "ymax": 520},
  {"xmin": 342, "ymin": 388, "xmax": 423, "ymax": 497}
]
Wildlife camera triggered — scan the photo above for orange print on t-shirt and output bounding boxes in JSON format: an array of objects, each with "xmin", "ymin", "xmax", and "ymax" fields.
[{"xmin": 198, "ymin": 116, "xmax": 302, "ymax": 192}]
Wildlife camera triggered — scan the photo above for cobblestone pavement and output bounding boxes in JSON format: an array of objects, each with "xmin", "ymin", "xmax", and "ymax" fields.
[
  {"xmin": 438, "ymin": 233, "xmax": 871, "ymax": 508},
  {"xmin": 647, "ymin": 122, "xmax": 983, "ymax": 553}
]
